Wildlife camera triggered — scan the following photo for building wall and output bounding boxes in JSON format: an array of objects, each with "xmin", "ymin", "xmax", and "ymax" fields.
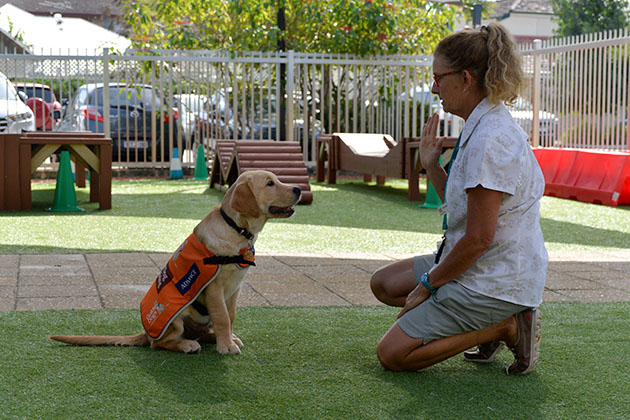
[{"xmin": 488, "ymin": 12, "xmax": 558, "ymax": 42}]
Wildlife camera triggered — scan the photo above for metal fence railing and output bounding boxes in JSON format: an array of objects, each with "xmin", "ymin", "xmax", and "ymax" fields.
[
  {"xmin": 1, "ymin": 29, "xmax": 628, "ymax": 170},
  {"xmin": 520, "ymin": 29, "xmax": 630, "ymax": 151}
]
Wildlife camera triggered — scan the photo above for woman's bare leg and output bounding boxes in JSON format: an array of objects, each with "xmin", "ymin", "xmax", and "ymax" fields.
[{"xmin": 376, "ymin": 316, "xmax": 518, "ymax": 371}]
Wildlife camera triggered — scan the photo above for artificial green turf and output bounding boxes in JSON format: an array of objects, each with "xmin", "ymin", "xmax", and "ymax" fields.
[
  {"xmin": 0, "ymin": 178, "xmax": 628, "ymax": 255},
  {"xmin": 1, "ymin": 303, "xmax": 628, "ymax": 420}
]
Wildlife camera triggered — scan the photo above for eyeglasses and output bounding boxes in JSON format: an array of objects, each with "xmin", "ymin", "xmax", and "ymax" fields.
[{"xmin": 433, "ymin": 70, "xmax": 461, "ymax": 87}]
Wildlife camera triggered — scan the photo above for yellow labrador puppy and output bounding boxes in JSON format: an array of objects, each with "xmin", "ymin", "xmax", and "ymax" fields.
[{"xmin": 51, "ymin": 170, "xmax": 301, "ymax": 354}]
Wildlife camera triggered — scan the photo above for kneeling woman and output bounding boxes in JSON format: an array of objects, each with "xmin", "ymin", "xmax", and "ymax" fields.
[{"xmin": 370, "ymin": 23, "xmax": 547, "ymax": 375}]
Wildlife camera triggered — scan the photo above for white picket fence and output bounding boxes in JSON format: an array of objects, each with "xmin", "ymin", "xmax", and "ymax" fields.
[{"xmin": 1, "ymin": 28, "xmax": 628, "ymax": 169}]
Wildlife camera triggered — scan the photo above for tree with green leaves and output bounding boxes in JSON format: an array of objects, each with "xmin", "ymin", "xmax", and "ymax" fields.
[
  {"xmin": 550, "ymin": 0, "xmax": 629, "ymax": 36},
  {"xmin": 121, "ymin": 0, "xmax": 459, "ymax": 56}
]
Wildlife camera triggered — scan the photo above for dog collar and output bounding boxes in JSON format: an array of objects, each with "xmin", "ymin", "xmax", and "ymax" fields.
[{"xmin": 220, "ymin": 207, "xmax": 255, "ymax": 241}]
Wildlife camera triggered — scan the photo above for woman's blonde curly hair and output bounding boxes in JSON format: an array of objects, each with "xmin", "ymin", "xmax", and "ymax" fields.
[{"xmin": 434, "ymin": 22, "xmax": 526, "ymax": 105}]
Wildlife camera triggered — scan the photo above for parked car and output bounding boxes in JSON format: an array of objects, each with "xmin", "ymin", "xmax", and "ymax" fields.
[
  {"xmin": 508, "ymin": 97, "xmax": 558, "ymax": 141},
  {"xmin": 207, "ymin": 89, "xmax": 322, "ymax": 141},
  {"xmin": 57, "ymin": 83, "xmax": 179, "ymax": 161},
  {"xmin": 174, "ymin": 93, "xmax": 230, "ymax": 144},
  {"xmin": 12, "ymin": 82, "xmax": 62, "ymax": 130},
  {"xmin": 401, "ymin": 84, "xmax": 459, "ymax": 137},
  {"xmin": 0, "ymin": 72, "xmax": 35, "ymax": 134}
]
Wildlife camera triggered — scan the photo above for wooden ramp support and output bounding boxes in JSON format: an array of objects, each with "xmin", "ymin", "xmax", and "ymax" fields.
[
  {"xmin": 209, "ymin": 139, "xmax": 236, "ymax": 189},
  {"xmin": 316, "ymin": 133, "xmax": 456, "ymax": 201},
  {"xmin": 1, "ymin": 132, "xmax": 112, "ymax": 211},
  {"xmin": 209, "ymin": 140, "xmax": 313, "ymax": 204}
]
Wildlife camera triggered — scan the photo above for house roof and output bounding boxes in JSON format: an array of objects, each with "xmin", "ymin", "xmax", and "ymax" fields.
[
  {"xmin": 491, "ymin": 0, "xmax": 554, "ymax": 19},
  {"xmin": 0, "ymin": 0, "xmax": 122, "ymax": 18},
  {"xmin": 0, "ymin": 3, "xmax": 130, "ymax": 54}
]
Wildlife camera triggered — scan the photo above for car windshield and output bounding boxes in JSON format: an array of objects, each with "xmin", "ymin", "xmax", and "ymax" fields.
[
  {"xmin": 0, "ymin": 79, "xmax": 19, "ymax": 101},
  {"xmin": 91, "ymin": 86, "xmax": 161, "ymax": 109},
  {"xmin": 16, "ymin": 86, "xmax": 54, "ymax": 102}
]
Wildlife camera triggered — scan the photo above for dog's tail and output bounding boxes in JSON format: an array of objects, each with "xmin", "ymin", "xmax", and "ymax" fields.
[{"xmin": 50, "ymin": 332, "xmax": 150, "ymax": 347}]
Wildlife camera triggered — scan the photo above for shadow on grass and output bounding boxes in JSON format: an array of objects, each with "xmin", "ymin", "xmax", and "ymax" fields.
[{"xmin": 374, "ymin": 364, "xmax": 549, "ymax": 419}]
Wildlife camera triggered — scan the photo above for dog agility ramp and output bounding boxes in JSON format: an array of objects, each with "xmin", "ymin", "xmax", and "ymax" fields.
[{"xmin": 209, "ymin": 140, "xmax": 312, "ymax": 204}]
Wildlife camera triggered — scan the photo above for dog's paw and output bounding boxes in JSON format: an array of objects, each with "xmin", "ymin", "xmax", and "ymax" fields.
[
  {"xmin": 181, "ymin": 340, "xmax": 202, "ymax": 354},
  {"xmin": 217, "ymin": 340, "xmax": 241, "ymax": 355},
  {"xmin": 232, "ymin": 334, "xmax": 244, "ymax": 349}
]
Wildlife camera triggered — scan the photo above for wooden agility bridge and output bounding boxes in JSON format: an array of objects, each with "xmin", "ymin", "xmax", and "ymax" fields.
[{"xmin": 209, "ymin": 140, "xmax": 313, "ymax": 204}]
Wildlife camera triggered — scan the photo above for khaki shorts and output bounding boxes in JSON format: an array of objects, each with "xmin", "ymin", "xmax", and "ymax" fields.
[{"xmin": 396, "ymin": 254, "xmax": 529, "ymax": 344}]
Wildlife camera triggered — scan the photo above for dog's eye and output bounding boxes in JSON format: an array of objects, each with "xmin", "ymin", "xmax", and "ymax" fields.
[{"xmin": 267, "ymin": 180, "xmax": 275, "ymax": 187}]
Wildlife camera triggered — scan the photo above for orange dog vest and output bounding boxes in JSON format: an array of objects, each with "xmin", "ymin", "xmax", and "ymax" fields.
[{"xmin": 140, "ymin": 234, "xmax": 255, "ymax": 340}]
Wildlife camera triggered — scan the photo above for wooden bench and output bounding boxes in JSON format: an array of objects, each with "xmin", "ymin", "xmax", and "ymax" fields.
[{"xmin": 0, "ymin": 132, "xmax": 112, "ymax": 211}]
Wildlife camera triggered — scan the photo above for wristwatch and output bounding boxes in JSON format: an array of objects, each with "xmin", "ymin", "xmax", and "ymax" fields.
[{"xmin": 420, "ymin": 272, "xmax": 437, "ymax": 294}]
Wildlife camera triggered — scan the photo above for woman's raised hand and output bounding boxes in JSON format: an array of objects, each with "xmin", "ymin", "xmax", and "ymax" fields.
[{"xmin": 419, "ymin": 113, "xmax": 444, "ymax": 170}]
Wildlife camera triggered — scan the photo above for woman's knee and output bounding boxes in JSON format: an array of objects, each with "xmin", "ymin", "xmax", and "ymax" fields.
[
  {"xmin": 370, "ymin": 267, "xmax": 388, "ymax": 300},
  {"xmin": 376, "ymin": 339, "xmax": 405, "ymax": 371}
]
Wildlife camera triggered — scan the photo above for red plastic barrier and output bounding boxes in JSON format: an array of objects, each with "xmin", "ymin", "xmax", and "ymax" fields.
[{"xmin": 533, "ymin": 148, "xmax": 630, "ymax": 206}]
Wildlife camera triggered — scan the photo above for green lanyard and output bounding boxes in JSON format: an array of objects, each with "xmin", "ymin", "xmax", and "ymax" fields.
[{"xmin": 441, "ymin": 133, "xmax": 462, "ymax": 231}]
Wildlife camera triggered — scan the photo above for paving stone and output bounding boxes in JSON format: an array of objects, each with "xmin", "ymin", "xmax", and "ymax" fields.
[
  {"xmin": 19, "ymin": 275, "xmax": 94, "ymax": 286},
  {"xmin": 591, "ymin": 261, "xmax": 630, "ymax": 272},
  {"xmin": 146, "ymin": 253, "xmax": 171, "ymax": 267},
  {"xmin": 1, "ymin": 252, "xmax": 629, "ymax": 312},
  {"xmin": 271, "ymin": 254, "xmax": 350, "ymax": 266},
  {"xmin": 86, "ymin": 253, "xmax": 157, "ymax": 267},
  {"xmin": 238, "ymin": 283, "xmax": 270, "ymax": 306},
  {"xmin": 98, "ymin": 285, "xmax": 146, "ymax": 309},
  {"xmin": 0, "ymin": 267, "xmax": 18, "ymax": 277},
  {"xmin": 16, "ymin": 296, "xmax": 101, "ymax": 311},
  {"xmin": 0, "ymin": 255, "xmax": 19, "ymax": 268},
  {"xmin": 18, "ymin": 285, "xmax": 98, "ymax": 298},
  {"xmin": 587, "ymin": 277, "xmax": 630, "ymax": 290},
  {"xmin": 0, "ymin": 285, "xmax": 15, "ymax": 299},
  {"xmin": 329, "ymin": 252, "xmax": 396, "ymax": 261},
  {"xmin": 553, "ymin": 288, "xmax": 630, "ymax": 302},
  {"xmin": 0, "ymin": 276, "xmax": 17, "ymax": 286},
  {"xmin": 337, "ymin": 292, "xmax": 382, "ymax": 306},
  {"xmin": 547, "ymin": 261, "xmax": 612, "ymax": 273},
  {"xmin": 248, "ymin": 257, "xmax": 301, "ymax": 274},
  {"xmin": 92, "ymin": 266, "xmax": 159, "ymax": 285},
  {"xmin": 350, "ymin": 261, "xmax": 392, "ymax": 275},
  {"xmin": 0, "ymin": 298, "xmax": 14, "ymax": 311},
  {"xmin": 542, "ymin": 289, "xmax": 574, "ymax": 302},
  {"xmin": 20, "ymin": 254, "xmax": 85, "ymax": 265},
  {"xmin": 247, "ymin": 273, "xmax": 326, "ymax": 294},
  {"xmin": 19, "ymin": 265, "xmax": 91, "ymax": 277},
  {"xmin": 545, "ymin": 272, "xmax": 599, "ymax": 290},
  {"xmin": 262, "ymin": 292, "xmax": 349, "ymax": 306}
]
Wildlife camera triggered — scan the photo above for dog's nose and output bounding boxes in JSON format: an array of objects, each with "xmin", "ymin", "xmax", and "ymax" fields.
[{"xmin": 293, "ymin": 186, "xmax": 301, "ymax": 197}]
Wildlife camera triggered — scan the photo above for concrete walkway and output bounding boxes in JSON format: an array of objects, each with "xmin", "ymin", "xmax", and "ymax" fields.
[{"xmin": 1, "ymin": 250, "xmax": 630, "ymax": 312}]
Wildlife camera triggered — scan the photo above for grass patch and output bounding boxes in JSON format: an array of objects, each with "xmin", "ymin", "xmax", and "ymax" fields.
[
  {"xmin": 1, "ymin": 303, "xmax": 628, "ymax": 420},
  {"xmin": 0, "ymin": 178, "xmax": 628, "ymax": 254}
]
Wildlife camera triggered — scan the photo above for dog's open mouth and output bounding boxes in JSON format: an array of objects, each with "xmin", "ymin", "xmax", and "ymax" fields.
[{"xmin": 269, "ymin": 205, "xmax": 295, "ymax": 217}]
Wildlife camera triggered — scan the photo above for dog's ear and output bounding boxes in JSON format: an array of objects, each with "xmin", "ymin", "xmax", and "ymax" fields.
[{"xmin": 230, "ymin": 181, "xmax": 261, "ymax": 218}]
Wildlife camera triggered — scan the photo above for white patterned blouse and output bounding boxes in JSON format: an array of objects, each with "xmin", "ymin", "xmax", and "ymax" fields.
[{"xmin": 441, "ymin": 97, "xmax": 548, "ymax": 307}]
